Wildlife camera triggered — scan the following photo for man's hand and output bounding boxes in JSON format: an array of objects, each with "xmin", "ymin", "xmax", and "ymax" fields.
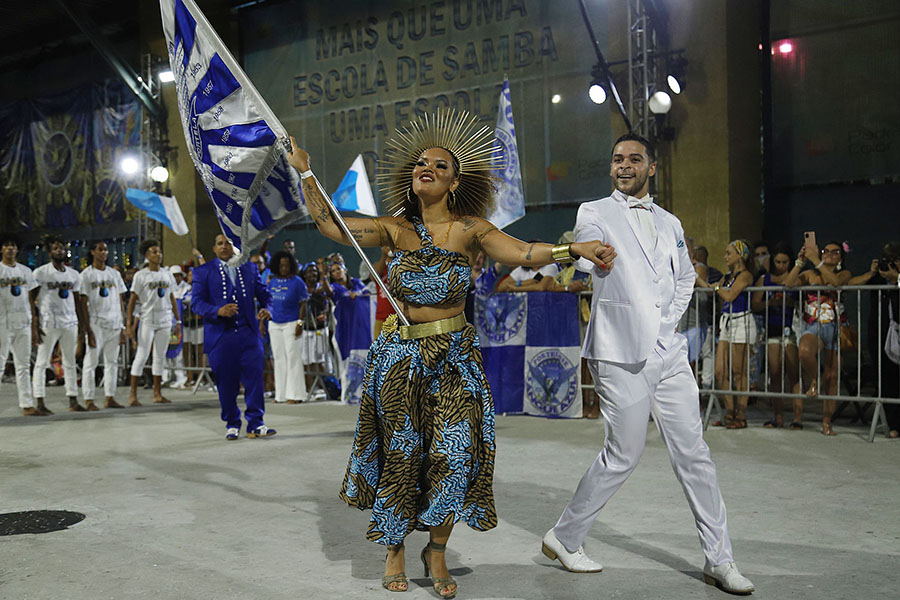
[
  {"xmin": 119, "ymin": 330, "xmax": 127, "ymax": 344},
  {"xmin": 257, "ymin": 308, "xmax": 272, "ymax": 323},
  {"xmin": 294, "ymin": 322, "xmax": 303, "ymax": 338},
  {"xmin": 572, "ymin": 241, "xmax": 616, "ymax": 271},
  {"xmin": 217, "ymin": 303, "xmax": 239, "ymax": 317}
]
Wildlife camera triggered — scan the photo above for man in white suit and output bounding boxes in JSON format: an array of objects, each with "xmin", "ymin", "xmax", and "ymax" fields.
[{"xmin": 540, "ymin": 133, "xmax": 754, "ymax": 595}]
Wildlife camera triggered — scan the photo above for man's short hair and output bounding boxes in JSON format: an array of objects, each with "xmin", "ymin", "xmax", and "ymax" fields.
[
  {"xmin": 694, "ymin": 245, "xmax": 709, "ymax": 263},
  {"xmin": 0, "ymin": 232, "xmax": 20, "ymax": 248},
  {"xmin": 139, "ymin": 239, "xmax": 160, "ymax": 257},
  {"xmin": 611, "ymin": 131, "xmax": 656, "ymax": 162},
  {"xmin": 43, "ymin": 234, "xmax": 66, "ymax": 250}
]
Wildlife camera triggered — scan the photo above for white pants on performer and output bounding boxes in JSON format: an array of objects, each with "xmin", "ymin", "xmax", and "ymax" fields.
[
  {"xmin": 82, "ymin": 325, "xmax": 121, "ymax": 400},
  {"xmin": 33, "ymin": 326, "xmax": 78, "ymax": 399},
  {"xmin": 268, "ymin": 320, "xmax": 307, "ymax": 402},
  {"xmin": 1, "ymin": 326, "xmax": 34, "ymax": 408},
  {"xmin": 553, "ymin": 336, "xmax": 734, "ymax": 567},
  {"xmin": 130, "ymin": 325, "xmax": 169, "ymax": 377}
]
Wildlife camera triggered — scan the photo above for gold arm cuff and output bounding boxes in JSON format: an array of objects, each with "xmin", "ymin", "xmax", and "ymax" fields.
[{"xmin": 551, "ymin": 243, "xmax": 576, "ymax": 263}]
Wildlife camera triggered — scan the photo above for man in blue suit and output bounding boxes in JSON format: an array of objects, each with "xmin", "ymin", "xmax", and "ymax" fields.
[{"xmin": 192, "ymin": 234, "xmax": 275, "ymax": 440}]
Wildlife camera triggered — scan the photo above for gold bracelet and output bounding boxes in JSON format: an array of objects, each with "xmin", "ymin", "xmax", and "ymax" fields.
[{"xmin": 551, "ymin": 244, "xmax": 576, "ymax": 263}]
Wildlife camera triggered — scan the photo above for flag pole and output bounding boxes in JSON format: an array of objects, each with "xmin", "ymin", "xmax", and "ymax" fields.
[{"xmin": 309, "ymin": 175, "xmax": 411, "ymax": 328}]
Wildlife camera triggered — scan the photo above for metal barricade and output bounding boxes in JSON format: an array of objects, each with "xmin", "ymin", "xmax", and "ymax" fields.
[{"xmin": 675, "ymin": 284, "xmax": 898, "ymax": 441}]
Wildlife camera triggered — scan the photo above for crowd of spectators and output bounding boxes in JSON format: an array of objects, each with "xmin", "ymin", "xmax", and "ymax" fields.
[{"xmin": 679, "ymin": 234, "xmax": 900, "ymax": 438}]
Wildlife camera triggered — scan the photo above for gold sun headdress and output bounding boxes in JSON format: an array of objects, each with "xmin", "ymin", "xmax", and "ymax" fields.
[{"xmin": 378, "ymin": 109, "xmax": 501, "ymax": 219}]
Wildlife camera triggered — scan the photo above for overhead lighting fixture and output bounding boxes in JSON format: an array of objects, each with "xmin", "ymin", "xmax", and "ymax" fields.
[
  {"xmin": 551, "ymin": 94, "xmax": 562, "ymax": 104},
  {"xmin": 119, "ymin": 156, "xmax": 140, "ymax": 175},
  {"xmin": 778, "ymin": 41, "xmax": 793, "ymax": 54},
  {"xmin": 158, "ymin": 70, "xmax": 175, "ymax": 83},
  {"xmin": 666, "ymin": 55, "xmax": 687, "ymax": 95},
  {"xmin": 648, "ymin": 91, "xmax": 672, "ymax": 114},
  {"xmin": 150, "ymin": 166, "xmax": 169, "ymax": 182},
  {"xmin": 588, "ymin": 83, "xmax": 607, "ymax": 105}
]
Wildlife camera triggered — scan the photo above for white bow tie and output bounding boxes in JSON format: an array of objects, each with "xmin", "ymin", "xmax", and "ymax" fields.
[{"xmin": 627, "ymin": 197, "xmax": 653, "ymax": 211}]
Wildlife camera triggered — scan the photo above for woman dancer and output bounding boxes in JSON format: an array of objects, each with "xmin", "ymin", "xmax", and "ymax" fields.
[
  {"xmin": 696, "ymin": 240, "xmax": 756, "ymax": 428},
  {"xmin": 288, "ymin": 110, "xmax": 613, "ymax": 598}
]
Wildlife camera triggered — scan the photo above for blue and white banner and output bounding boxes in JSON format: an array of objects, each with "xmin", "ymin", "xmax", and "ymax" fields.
[
  {"xmin": 487, "ymin": 79, "xmax": 526, "ymax": 230},
  {"xmin": 333, "ymin": 154, "xmax": 377, "ymax": 216},
  {"xmin": 341, "ymin": 349, "xmax": 368, "ymax": 406},
  {"xmin": 126, "ymin": 188, "xmax": 189, "ymax": 235},
  {"xmin": 159, "ymin": 0, "xmax": 307, "ymax": 263},
  {"xmin": 476, "ymin": 292, "xmax": 582, "ymax": 418}
]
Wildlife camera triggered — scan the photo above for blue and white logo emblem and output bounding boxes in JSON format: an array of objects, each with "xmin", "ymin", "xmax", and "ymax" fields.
[
  {"xmin": 475, "ymin": 293, "xmax": 526, "ymax": 345},
  {"xmin": 526, "ymin": 350, "xmax": 579, "ymax": 416},
  {"xmin": 344, "ymin": 353, "xmax": 367, "ymax": 405}
]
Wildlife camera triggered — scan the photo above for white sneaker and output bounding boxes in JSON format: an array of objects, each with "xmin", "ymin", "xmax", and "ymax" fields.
[
  {"xmin": 704, "ymin": 561, "xmax": 755, "ymax": 595},
  {"xmin": 225, "ymin": 427, "xmax": 240, "ymax": 441},
  {"xmin": 541, "ymin": 529, "xmax": 603, "ymax": 573}
]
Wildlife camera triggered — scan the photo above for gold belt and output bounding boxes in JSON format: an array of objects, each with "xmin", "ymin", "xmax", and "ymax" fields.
[{"xmin": 382, "ymin": 313, "xmax": 467, "ymax": 340}]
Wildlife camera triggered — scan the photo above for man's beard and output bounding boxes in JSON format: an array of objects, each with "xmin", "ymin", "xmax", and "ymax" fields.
[{"xmin": 614, "ymin": 173, "xmax": 647, "ymax": 196}]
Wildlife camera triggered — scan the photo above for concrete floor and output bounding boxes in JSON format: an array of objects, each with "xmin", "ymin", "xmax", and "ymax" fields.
[{"xmin": 1, "ymin": 385, "xmax": 898, "ymax": 600}]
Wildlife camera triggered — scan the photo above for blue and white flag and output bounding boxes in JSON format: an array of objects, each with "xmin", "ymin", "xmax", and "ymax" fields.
[
  {"xmin": 159, "ymin": 0, "xmax": 307, "ymax": 263},
  {"xmin": 333, "ymin": 154, "xmax": 377, "ymax": 216},
  {"xmin": 477, "ymin": 292, "xmax": 582, "ymax": 418},
  {"xmin": 125, "ymin": 188, "xmax": 189, "ymax": 235},
  {"xmin": 487, "ymin": 79, "xmax": 526, "ymax": 229}
]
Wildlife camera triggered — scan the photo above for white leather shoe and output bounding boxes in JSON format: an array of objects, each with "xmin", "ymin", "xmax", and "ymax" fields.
[
  {"xmin": 704, "ymin": 561, "xmax": 755, "ymax": 595},
  {"xmin": 541, "ymin": 529, "xmax": 603, "ymax": 573}
]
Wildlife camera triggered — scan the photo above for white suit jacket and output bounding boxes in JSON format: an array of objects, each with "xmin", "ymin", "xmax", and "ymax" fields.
[{"xmin": 574, "ymin": 190, "xmax": 696, "ymax": 364}]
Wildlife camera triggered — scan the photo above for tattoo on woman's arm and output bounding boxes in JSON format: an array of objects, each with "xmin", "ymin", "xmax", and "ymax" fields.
[{"xmin": 525, "ymin": 243, "xmax": 535, "ymax": 261}]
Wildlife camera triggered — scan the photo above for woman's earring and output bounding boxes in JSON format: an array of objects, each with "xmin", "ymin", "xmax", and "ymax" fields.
[
  {"xmin": 836, "ymin": 262, "xmax": 842, "ymax": 272},
  {"xmin": 448, "ymin": 189, "xmax": 456, "ymax": 210}
]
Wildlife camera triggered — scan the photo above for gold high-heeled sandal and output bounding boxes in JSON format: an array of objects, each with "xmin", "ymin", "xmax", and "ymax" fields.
[
  {"xmin": 421, "ymin": 542, "xmax": 457, "ymax": 599},
  {"xmin": 382, "ymin": 543, "xmax": 408, "ymax": 592}
]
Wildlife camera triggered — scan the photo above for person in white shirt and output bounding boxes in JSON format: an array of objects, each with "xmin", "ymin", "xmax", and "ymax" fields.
[
  {"xmin": 79, "ymin": 240, "xmax": 128, "ymax": 410},
  {"xmin": 30, "ymin": 235, "xmax": 88, "ymax": 414},
  {"xmin": 126, "ymin": 239, "xmax": 180, "ymax": 405},
  {"xmin": 163, "ymin": 265, "xmax": 190, "ymax": 388},
  {"xmin": 540, "ymin": 133, "xmax": 754, "ymax": 595},
  {"xmin": 0, "ymin": 234, "xmax": 40, "ymax": 416}
]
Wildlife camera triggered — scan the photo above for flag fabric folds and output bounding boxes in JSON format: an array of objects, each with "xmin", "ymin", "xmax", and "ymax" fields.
[
  {"xmin": 333, "ymin": 154, "xmax": 377, "ymax": 216},
  {"xmin": 487, "ymin": 79, "xmax": 526, "ymax": 229},
  {"xmin": 475, "ymin": 292, "xmax": 582, "ymax": 418},
  {"xmin": 125, "ymin": 188, "xmax": 189, "ymax": 235},
  {"xmin": 159, "ymin": 0, "xmax": 307, "ymax": 262}
]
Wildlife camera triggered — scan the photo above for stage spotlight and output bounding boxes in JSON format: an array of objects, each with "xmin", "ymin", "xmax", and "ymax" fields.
[
  {"xmin": 778, "ymin": 41, "xmax": 793, "ymax": 54},
  {"xmin": 588, "ymin": 82, "xmax": 607, "ymax": 105},
  {"xmin": 648, "ymin": 91, "xmax": 672, "ymax": 114},
  {"xmin": 119, "ymin": 156, "xmax": 140, "ymax": 175},
  {"xmin": 150, "ymin": 166, "xmax": 169, "ymax": 183},
  {"xmin": 158, "ymin": 70, "xmax": 175, "ymax": 83},
  {"xmin": 551, "ymin": 94, "xmax": 562, "ymax": 104},
  {"xmin": 666, "ymin": 55, "xmax": 687, "ymax": 95},
  {"xmin": 666, "ymin": 75, "xmax": 682, "ymax": 95}
]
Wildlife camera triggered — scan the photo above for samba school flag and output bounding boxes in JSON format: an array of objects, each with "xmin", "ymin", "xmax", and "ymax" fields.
[
  {"xmin": 333, "ymin": 154, "xmax": 378, "ymax": 216},
  {"xmin": 125, "ymin": 188, "xmax": 189, "ymax": 235},
  {"xmin": 159, "ymin": 0, "xmax": 307, "ymax": 263},
  {"xmin": 476, "ymin": 291, "xmax": 582, "ymax": 418},
  {"xmin": 487, "ymin": 79, "xmax": 526, "ymax": 230}
]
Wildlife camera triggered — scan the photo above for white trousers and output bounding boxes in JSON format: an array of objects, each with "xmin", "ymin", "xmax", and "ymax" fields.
[
  {"xmin": 164, "ymin": 353, "xmax": 186, "ymax": 385},
  {"xmin": 82, "ymin": 325, "xmax": 121, "ymax": 400},
  {"xmin": 130, "ymin": 324, "xmax": 169, "ymax": 377},
  {"xmin": 553, "ymin": 337, "xmax": 734, "ymax": 567},
  {"xmin": 33, "ymin": 326, "xmax": 78, "ymax": 399},
  {"xmin": 268, "ymin": 320, "xmax": 307, "ymax": 402},
  {"xmin": 1, "ymin": 326, "xmax": 34, "ymax": 408}
]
